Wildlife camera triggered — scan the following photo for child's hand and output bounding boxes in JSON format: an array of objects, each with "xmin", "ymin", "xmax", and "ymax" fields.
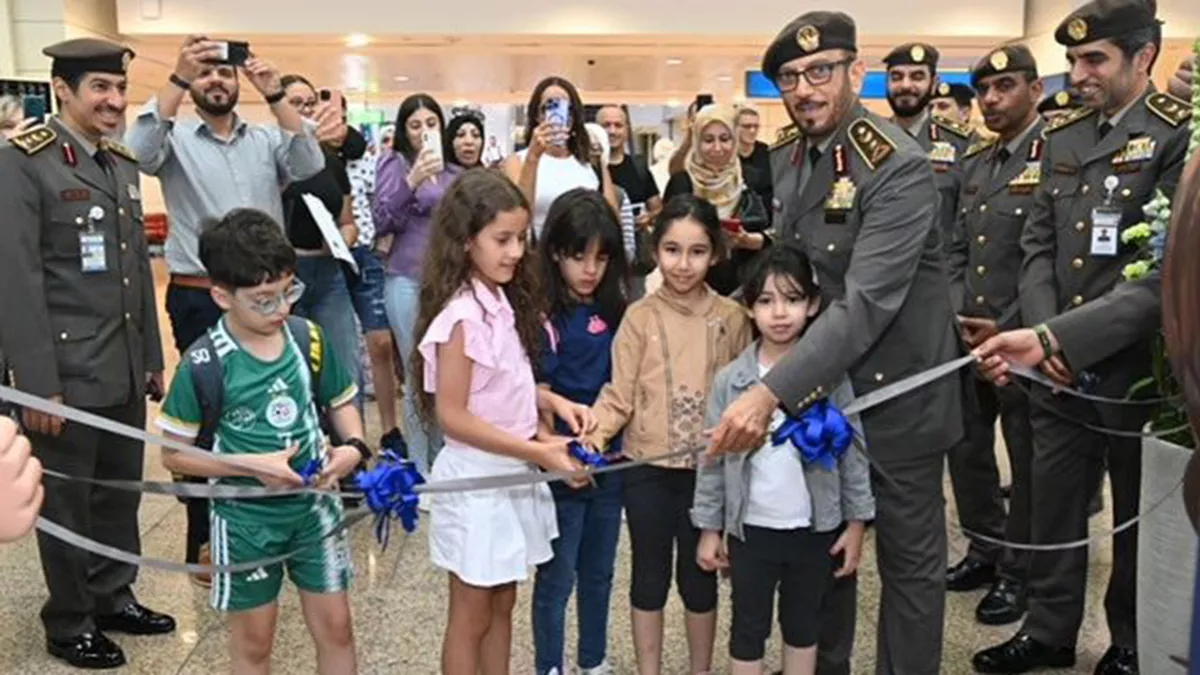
[
  {"xmin": 251, "ymin": 445, "xmax": 305, "ymax": 489},
  {"xmin": 534, "ymin": 439, "xmax": 589, "ymax": 489},
  {"xmin": 316, "ymin": 445, "xmax": 363, "ymax": 489},
  {"xmin": 831, "ymin": 520, "xmax": 865, "ymax": 578},
  {"xmin": 696, "ymin": 530, "xmax": 728, "ymax": 572},
  {"xmin": 551, "ymin": 395, "xmax": 597, "ymax": 435}
]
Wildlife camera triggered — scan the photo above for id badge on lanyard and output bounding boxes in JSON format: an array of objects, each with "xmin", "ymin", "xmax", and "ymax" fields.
[
  {"xmin": 80, "ymin": 205, "xmax": 108, "ymax": 273},
  {"xmin": 1090, "ymin": 207, "xmax": 1121, "ymax": 257}
]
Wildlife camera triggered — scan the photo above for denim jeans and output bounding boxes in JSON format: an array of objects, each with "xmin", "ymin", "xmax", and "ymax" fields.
[
  {"xmin": 532, "ymin": 471, "xmax": 625, "ymax": 673},
  {"xmin": 383, "ymin": 274, "xmax": 442, "ymax": 474},
  {"xmin": 293, "ymin": 256, "xmax": 361, "ymax": 411}
]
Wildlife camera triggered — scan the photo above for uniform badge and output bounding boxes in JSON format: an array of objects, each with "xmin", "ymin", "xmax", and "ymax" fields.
[
  {"xmin": 796, "ymin": 25, "xmax": 820, "ymax": 53},
  {"xmin": 824, "ymin": 145, "xmax": 857, "ymax": 223},
  {"xmin": 1067, "ymin": 17, "xmax": 1088, "ymax": 42},
  {"xmin": 772, "ymin": 197, "xmax": 782, "ymax": 213},
  {"xmin": 937, "ymin": 82, "xmax": 950, "ymax": 97},
  {"xmin": 1054, "ymin": 90, "xmax": 1071, "ymax": 106},
  {"xmin": 989, "ymin": 50, "xmax": 1009, "ymax": 71},
  {"xmin": 911, "ymin": 44, "xmax": 926, "ymax": 63},
  {"xmin": 9, "ymin": 125, "xmax": 56, "ymax": 156},
  {"xmin": 1008, "ymin": 165, "xmax": 1042, "ymax": 194},
  {"xmin": 267, "ymin": 395, "xmax": 300, "ymax": 429},
  {"xmin": 60, "ymin": 188, "xmax": 90, "ymax": 202},
  {"xmin": 62, "ymin": 142, "xmax": 78, "ymax": 167},
  {"xmin": 929, "ymin": 140, "xmax": 957, "ymax": 165},
  {"xmin": 1112, "ymin": 136, "xmax": 1155, "ymax": 173},
  {"xmin": 127, "ymin": 184, "xmax": 141, "ymax": 201},
  {"xmin": 848, "ymin": 119, "xmax": 896, "ymax": 171}
]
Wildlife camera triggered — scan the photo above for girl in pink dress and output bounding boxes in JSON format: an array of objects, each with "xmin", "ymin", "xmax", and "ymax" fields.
[{"xmin": 412, "ymin": 168, "xmax": 593, "ymax": 675}]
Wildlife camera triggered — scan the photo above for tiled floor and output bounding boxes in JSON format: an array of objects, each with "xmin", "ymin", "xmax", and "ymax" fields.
[{"xmin": 0, "ymin": 263, "xmax": 1120, "ymax": 674}]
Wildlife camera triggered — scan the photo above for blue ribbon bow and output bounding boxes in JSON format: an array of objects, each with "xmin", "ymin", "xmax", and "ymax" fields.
[
  {"xmin": 568, "ymin": 440, "xmax": 609, "ymax": 469},
  {"xmin": 299, "ymin": 458, "xmax": 324, "ymax": 486},
  {"xmin": 354, "ymin": 451, "xmax": 426, "ymax": 548},
  {"xmin": 771, "ymin": 400, "xmax": 854, "ymax": 471}
]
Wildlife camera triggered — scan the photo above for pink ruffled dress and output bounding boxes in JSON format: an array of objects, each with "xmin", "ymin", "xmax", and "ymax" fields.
[{"xmin": 417, "ymin": 278, "xmax": 558, "ymax": 586}]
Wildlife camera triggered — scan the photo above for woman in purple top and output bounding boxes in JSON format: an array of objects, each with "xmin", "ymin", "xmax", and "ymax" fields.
[{"xmin": 374, "ymin": 93, "xmax": 459, "ymax": 474}]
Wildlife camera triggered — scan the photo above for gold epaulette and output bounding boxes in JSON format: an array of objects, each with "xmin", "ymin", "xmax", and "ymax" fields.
[
  {"xmin": 963, "ymin": 137, "xmax": 998, "ymax": 160},
  {"xmin": 771, "ymin": 124, "xmax": 801, "ymax": 151},
  {"xmin": 1045, "ymin": 106, "xmax": 1097, "ymax": 133},
  {"xmin": 1145, "ymin": 92, "xmax": 1192, "ymax": 128},
  {"xmin": 848, "ymin": 119, "xmax": 896, "ymax": 171},
  {"xmin": 931, "ymin": 114, "xmax": 973, "ymax": 139},
  {"xmin": 100, "ymin": 138, "xmax": 137, "ymax": 162},
  {"xmin": 6, "ymin": 125, "xmax": 56, "ymax": 156}
]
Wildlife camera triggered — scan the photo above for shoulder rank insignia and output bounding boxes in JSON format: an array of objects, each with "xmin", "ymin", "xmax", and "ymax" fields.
[
  {"xmin": 1145, "ymin": 92, "xmax": 1192, "ymax": 128},
  {"xmin": 6, "ymin": 125, "xmax": 56, "ymax": 156},
  {"xmin": 772, "ymin": 124, "xmax": 801, "ymax": 151},
  {"xmin": 931, "ymin": 114, "xmax": 972, "ymax": 139},
  {"xmin": 100, "ymin": 138, "xmax": 137, "ymax": 162},
  {"xmin": 848, "ymin": 119, "xmax": 896, "ymax": 171},
  {"xmin": 1045, "ymin": 106, "xmax": 1096, "ymax": 134},
  {"xmin": 963, "ymin": 136, "xmax": 998, "ymax": 160}
]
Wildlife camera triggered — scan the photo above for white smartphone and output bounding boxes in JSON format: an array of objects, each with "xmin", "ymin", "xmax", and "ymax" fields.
[{"xmin": 422, "ymin": 129, "xmax": 443, "ymax": 162}]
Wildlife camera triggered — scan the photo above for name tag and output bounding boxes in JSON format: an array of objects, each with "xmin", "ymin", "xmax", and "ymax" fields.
[
  {"xmin": 1090, "ymin": 207, "xmax": 1121, "ymax": 256},
  {"xmin": 79, "ymin": 231, "xmax": 108, "ymax": 273}
]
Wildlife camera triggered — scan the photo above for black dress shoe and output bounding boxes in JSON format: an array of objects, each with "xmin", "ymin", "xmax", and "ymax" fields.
[
  {"xmin": 947, "ymin": 557, "xmax": 997, "ymax": 592},
  {"xmin": 96, "ymin": 603, "xmax": 177, "ymax": 635},
  {"xmin": 1094, "ymin": 646, "xmax": 1137, "ymax": 675},
  {"xmin": 976, "ymin": 578, "xmax": 1027, "ymax": 625},
  {"xmin": 47, "ymin": 632, "xmax": 126, "ymax": 669},
  {"xmin": 973, "ymin": 633, "xmax": 1075, "ymax": 673}
]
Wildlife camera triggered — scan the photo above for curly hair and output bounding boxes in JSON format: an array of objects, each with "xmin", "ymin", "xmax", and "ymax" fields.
[{"xmin": 411, "ymin": 168, "xmax": 543, "ymax": 428}]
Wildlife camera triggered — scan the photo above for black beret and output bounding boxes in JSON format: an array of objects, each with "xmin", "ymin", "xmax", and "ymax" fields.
[
  {"xmin": 883, "ymin": 43, "xmax": 940, "ymax": 70},
  {"xmin": 1038, "ymin": 89, "xmax": 1082, "ymax": 113},
  {"xmin": 970, "ymin": 44, "xmax": 1039, "ymax": 88},
  {"xmin": 44, "ymin": 38, "xmax": 134, "ymax": 79},
  {"xmin": 762, "ymin": 11, "xmax": 857, "ymax": 81},
  {"xmin": 932, "ymin": 82, "xmax": 976, "ymax": 107},
  {"xmin": 1055, "ymin": 0, "xmax": 1161, "ymax": 47}
]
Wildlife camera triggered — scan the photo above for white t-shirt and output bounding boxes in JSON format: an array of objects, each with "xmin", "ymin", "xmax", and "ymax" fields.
[
  {"xmin": 517, "ymin": 149, "xmax": 599, "ymax": 238},
  {"xmin": 743, "ymin": 362, "xmax": 814, "ymax": 530}
]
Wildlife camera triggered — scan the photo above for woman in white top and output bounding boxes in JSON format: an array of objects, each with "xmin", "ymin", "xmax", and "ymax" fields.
[{"xmin": 506, "ymin": 76, "xmax": 619, "ymax": 238}]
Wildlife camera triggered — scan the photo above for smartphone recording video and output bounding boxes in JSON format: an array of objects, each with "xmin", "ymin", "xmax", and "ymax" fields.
[
  {"xmin": 695, "ymin": 93, "xmax": 715, "ymax": 111},
  {"xmin": 546, "ymin": 98, "xmax": 570, "ymax": 146},
  {"xmin": 217, "ymin": 40, "xmax": 251, "ymax": 66},
  {"xmin": 22, "ymin": 95, "xmax": 48, "ymax": 124}
]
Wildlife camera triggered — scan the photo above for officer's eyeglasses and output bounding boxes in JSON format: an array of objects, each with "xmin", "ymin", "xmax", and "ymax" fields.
[
  {"xmin": 242, "ymin": 280, "xmax": 306, "ymax": 316},
  {"xmin": 775, "ymin": 57, "xmax": 856, "ymax": 92}
]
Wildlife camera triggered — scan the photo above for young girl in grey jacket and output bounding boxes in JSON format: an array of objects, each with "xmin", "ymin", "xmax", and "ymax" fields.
[{"xmin": 692, "ymin": 244, "xmax": 875, "ymax": 675}]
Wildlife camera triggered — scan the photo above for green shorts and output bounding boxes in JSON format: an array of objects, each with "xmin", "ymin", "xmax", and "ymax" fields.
[{"xmin": 209, "ymin": 498, "xmax": 352, "ymax": 612}]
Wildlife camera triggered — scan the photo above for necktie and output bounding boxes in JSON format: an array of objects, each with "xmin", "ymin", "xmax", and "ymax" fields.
[
  {"xmin": 808, "ymin": 146, "xmax": 823, "ymax": 167},
  {"xmin": 992, "ymin": 148, "xmax": 1012, "ymax": 179},
  {"xmin": 1098, "ymin": 121, "xmax": 1113, "ymax": 139}
]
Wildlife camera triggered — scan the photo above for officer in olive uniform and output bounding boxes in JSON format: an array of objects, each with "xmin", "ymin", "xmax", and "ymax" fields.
[
  {"xmin": 930, "ymin": 81, "xmax": 977, "ymax": 124},
  {"xmin": 0, "ymin": 39, "xmax": 175, "ymax": 669},
  {"xmin": 737, "ymin": 13, "xmax": 962, "ymax": 675},
  {"xmin": 883, "ymin": 42, "xmax": 977, "ymax": 254},
  {"xmin": 945, "ymin": 44, "xmax": 1043, "ymax": 626},
  {"xmin": 972, "ymin": 1, "xmax": 1192, "ymax": 673}
]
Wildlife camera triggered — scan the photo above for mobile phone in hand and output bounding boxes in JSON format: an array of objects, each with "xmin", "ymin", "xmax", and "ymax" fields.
[
  {"xmin": 546, "ymin": 98, "xmax": 570, "ymax": 146},
  {"xmin": 721, "ymin": 218, "xmax": 744, "ymax": 234},
  {"xmin": 694, "ymin": 93, "xmax": 715, "ymax": 111},
  {"xmin": 215, "ymin": 40, "xmax": 251, "ymax": 66},
  {"xmin": 22, "ymin": 96, "xmax": 47, "ymax": 124}
]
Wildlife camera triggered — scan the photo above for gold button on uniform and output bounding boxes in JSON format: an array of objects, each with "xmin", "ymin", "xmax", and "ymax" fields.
[
  {"xmin": 976, "ymin": 235, "xmax": 987, "ymax": 245},
  {"xmin": 1081, "ymin": 184, "xmax": 1090, "ymax": 194},
  {"xmin": 827, "ymin": 243, "xmax": 836, "ymax": 252},
  {"xmin": 976, "ymin": 265, "xmax": 987, "ymax": 276},
  {"xmin": 1072, "ymin": 295, "xmax": 1083, "ymax": 306},
  {"xmin": 124, "ymin": 313, "xmax": 132, "ymax": 321},
  {"xmin": 1015, "ymin": 208, "xmax": 1024, "ymax": 216},
  {"xmin": 975, "ymin": 295, "xmax": 985, "ymax": 305},
  {"xmin": 1071, "ymin": 258, "xmax": 1083, "ymax": 269},
  {"xmin": 874, "ymin": 372, "xmax": 885, "ymax": 382},
  {"xmin": 59, "ymin": 332, "xmax": 68, "ymax": 341},
  {"xmin": 1121, "ymin": 188, "xmax": 1132, "ymax": 198},
  {"xmin": 120, "ymin": 242, "xmax": 128, "ymax": 251},
  {"xmin": 979, "ymin": 204, "xmax": 988, "ymax": 212},
  {"xmin": 122, "ymin": 277, "xmax": 130, "ymax": 287},
  {"xmin": 1052, "ymin": 188, "xmax": 1060, "ymax": 196},
  {"xmin": 118, "ymin": 207, "xmax": 125, "ymax": 216},
  {"xmin": 1075, "ymin": 221, "xmax": 1086, "ymax": 232}
]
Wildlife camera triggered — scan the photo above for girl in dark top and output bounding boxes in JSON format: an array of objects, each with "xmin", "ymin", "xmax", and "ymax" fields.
[
  {"xmin": 664, "ymin": 104, "xmax": 769, "ymax": 296},
  {"xmin": 279, "ymin": 74, "xmax": 361, "ymax": 409},
  {"xmin": 444, "ymin": 114, "xmax": 485, "ymax": 169},
  {"xmin": 531, "ymin": 188, "xmax": 629, "ymax": 675}
]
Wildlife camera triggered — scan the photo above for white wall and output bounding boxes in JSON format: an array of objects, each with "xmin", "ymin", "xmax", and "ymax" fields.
[{"xmin": 117, "ymin": 0, "xmax": 1025, "ymax": 37}]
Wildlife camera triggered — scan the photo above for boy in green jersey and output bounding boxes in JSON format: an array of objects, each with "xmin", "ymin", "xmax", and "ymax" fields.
[{"xmin": 158, "ymin": 209, "xmax": 366, "ymax": 674}]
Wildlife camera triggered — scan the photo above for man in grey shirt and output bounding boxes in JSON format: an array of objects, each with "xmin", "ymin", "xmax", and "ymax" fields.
[{"xmin": 125, "ymin": 34, "xmax": 327, "ymax": 582}]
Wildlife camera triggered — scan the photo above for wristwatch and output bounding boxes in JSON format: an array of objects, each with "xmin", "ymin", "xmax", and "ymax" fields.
[
  {"xmin": 263, "ymin": 88, "xmax": 286, "ymax": 105},
  {"xmin": 345, "ymin": 437, "xmax": 372, "ymax": 463}
]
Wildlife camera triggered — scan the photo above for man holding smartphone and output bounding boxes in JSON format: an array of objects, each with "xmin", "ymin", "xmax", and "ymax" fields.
[{"xmin": 126, "ymin": 34, "xmax": 327, "ymax": 587}]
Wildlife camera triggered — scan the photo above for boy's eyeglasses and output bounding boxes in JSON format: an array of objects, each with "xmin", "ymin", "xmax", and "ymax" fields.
[
  {"xmin": 775, "ymin": 57, "xmax": 856, "ymax": 92},
  {"xmin": 242, "ymin": 280, "xmax": 306, "ymax": 316}
]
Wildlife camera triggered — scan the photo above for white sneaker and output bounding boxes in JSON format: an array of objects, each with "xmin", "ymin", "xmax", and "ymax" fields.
[{"xmin": 579, "ymin": 662, "xmax": 613, "ymax": 675}]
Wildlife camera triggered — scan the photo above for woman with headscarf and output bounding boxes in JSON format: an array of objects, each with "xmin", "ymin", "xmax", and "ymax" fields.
[
  {"xmin": 444, "ymin": 114, "xmax": 485, "ymax": 170},
  {"xmin": 663, "ymin": 104, "xmax": 769, "ymax": 295}
]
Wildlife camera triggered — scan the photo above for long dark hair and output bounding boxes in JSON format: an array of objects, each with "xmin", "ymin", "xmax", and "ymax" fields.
[
  {"xmin": 444, "ymin": 114, "xmax": 485, "ymax": 168},
  {"xmin": 412, "ymin": 168, "xmax": 543, "ymax": 426},
  {"xmin": 652, "ymin": 193, "xmax": 726, "ymax": 259},
  {"xmin": 740, "ymin": 243, "xmax": 823, "ymax": 338},
  {"xmin": 539, "ymin": 188, "xmax": 628, "ymax": 329},
  {"xmin": 391, "ymin": 93, "xmax": 445, "ymax": 163},
  {"xmin": 523, "ymin": 76, "xmax": 590, "ymax": 164}
]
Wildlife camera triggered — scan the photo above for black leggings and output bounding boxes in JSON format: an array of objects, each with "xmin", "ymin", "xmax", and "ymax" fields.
[{"xmin": 623, "ymin": 465, "xmax": 717, "ymax": 613}]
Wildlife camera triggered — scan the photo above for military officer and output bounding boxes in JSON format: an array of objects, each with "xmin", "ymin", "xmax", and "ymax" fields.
[
  {"xmin": 930, "ymin": 81, "xmax": 977, "ymax": 125},
  {"xmin": 972, "ymin": 0, "xmax": 1192, "ymax": 673},
  {"xmin": 714, "ymin": 12, "xmax": 963, "ymax": 675},
  {"xmin": 0, "ymin": 38, "xmax": 175, "ymax": 669},
  {"xmin": 944, "ymin": 43, "xmax": 1044, "ymax": 627},
  {"xmin": 883, "ymin": 42, "xmax": 977, "ymax": 254}
]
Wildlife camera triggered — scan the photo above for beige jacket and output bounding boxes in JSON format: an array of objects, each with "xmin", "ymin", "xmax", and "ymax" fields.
[{"xmin": 590, "ymin": 286, "xmax": 752, "ymax": 468}]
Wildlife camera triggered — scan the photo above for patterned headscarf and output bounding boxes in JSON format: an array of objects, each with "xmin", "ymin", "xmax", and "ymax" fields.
[{"xmin": 685, "ymin": 104, "xmax": 744, "ymax": 219}]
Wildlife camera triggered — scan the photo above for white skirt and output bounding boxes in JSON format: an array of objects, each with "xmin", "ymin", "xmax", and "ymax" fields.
[{"xmin": 427, "ymin": 446, "xmax": 559, "ymax": 587}]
